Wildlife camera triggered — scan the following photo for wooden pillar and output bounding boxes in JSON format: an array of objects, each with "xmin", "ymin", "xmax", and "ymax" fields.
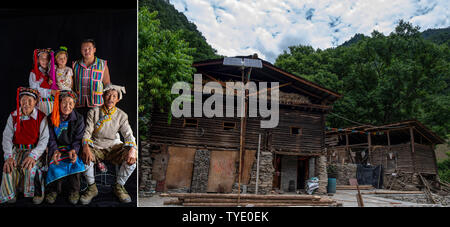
[
  {"xmin": 410, "ymin": 127, "xmax": 417, "ymax": 174},
  {"xmin": 387, "ymin": 130, "xmax": 391, "ymax": 168},
  {"xmin": 345, "ymin": 133, "xmax": 349, "ymax": 164},
  {"xmin": 367, "ymin": 132, "xmax": 371, "ymax": 164}
]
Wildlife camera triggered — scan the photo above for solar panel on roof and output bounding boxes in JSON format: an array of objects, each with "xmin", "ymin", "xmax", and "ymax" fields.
[
  {"xmin": 243, "ymin": 58, "xmax": 262, "ymax": 68},
  {"xmin": 223, "ymin": 57, "xmax": 262, "ymax": 68}
]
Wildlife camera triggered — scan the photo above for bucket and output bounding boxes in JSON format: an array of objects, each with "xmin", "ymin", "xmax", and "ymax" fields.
[{"xmin": 327, "ymin": 178, "xmax": 336, "ymax": 193}]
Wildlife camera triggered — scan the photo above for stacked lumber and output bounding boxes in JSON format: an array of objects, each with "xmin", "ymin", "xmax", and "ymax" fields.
[
  {"xmin": 162, "ymin": 193, "xmax": 341, "ymax": 207},
  {"xmin": 336, "ymin": 185, "xmax": 374, "ymax": 190}
]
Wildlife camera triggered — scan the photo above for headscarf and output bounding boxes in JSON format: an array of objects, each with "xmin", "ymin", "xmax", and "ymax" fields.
[
  {"xmin": 32, "ymin": 48, "xmax": 57, "ymax": 90},
  {"xmin": 103, "ymin": 84, "xmax": 126, "ymax": 100},
  {"xmin": 50, "ymin": 89, "xmax": 77, "ymax": 128}
]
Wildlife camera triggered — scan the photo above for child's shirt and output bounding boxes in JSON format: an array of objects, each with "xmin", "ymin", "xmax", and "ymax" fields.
[{"xmin": 55, "ymin": 66, "xmax": 73, "ymax": 90}]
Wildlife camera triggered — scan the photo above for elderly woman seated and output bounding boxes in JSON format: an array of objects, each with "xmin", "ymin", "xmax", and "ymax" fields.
[
  {"xmin": 80, "ymin": 84, "xmax": 137, "ymax": 205},
  {"xmin": 45, "ymin": 90, "xmax": 85, "ymax": 205},
  {"xmin": 1, "ymin": 87, "xmax": 49, "ymax": 204}
]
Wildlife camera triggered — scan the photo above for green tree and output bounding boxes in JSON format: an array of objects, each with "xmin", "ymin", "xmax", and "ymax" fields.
[{"xmin": 139, "ymin": 8, "xmax": 195, "ymax": 140}]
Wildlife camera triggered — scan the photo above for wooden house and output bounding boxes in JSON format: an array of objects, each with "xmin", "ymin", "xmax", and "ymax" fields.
[
  {"xmin": 325, "ymin": 120, "xmax": 445, "ymax": 189},
  {"xmin": 143, "ymin": 55, "xmax": 341, "ymax": 194}
]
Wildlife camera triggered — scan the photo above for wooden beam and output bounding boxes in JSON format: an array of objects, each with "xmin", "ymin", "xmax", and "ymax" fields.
[
  {"xmin": 413, "ymin": 127, "xmax": 434, "ymax": 145},
  {"xmin": 247, "ymin": 82, "xmax": 292, "ymax": 97},
  {"xmin": 262, "ymin": 63, "xmax": 342, "ymax": 98},
  {"xmin": 274, "ymin": 151, "xmax": 321, "ymax": 157}
]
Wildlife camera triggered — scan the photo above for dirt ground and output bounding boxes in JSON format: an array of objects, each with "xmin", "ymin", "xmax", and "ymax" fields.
[{"xmin": 138, "ymin": 190, "xmax": 440, "ymax": 207}]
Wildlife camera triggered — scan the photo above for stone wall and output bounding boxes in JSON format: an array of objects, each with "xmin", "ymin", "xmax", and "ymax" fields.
[
  {"xmin": 138, "ymin": 141, "xmax": 154, "ymax": 196},
  {"xmin": 335, "ymin": 163, "xmax": 357, "ymax": 185},
  {"xmin": 315, "ymin": 156, "xmax": 328, "ymax": 194},
  {"xmin": 190, "ymin": 150, "xmax": 210, "ymax": 193},
  {"xmin": 247, "ymin": 151, "xmax": 274, "ymax": 195}
]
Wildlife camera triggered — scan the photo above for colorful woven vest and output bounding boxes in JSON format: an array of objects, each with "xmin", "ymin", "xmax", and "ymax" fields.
[{"xmin": 73, "ymin": 57, "xmax": 106, "ymax": 107}]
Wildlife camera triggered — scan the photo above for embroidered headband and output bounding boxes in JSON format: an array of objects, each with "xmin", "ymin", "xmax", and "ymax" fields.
[
  {"xmin": 59, "ymin": 89, "xmax": 77, "ymax": 101},
  {"xmin": 16, "ymin": 87, "xmax": 40, "ymax": 133}
]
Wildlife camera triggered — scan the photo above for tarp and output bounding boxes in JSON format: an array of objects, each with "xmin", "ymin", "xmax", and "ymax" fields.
[{"xmin": 356, "ymin": 164, "xmax": 384, "ymax": 189}]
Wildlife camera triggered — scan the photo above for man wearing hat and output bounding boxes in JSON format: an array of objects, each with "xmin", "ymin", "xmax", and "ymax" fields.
[
  {"xmin": 80, "ymin": 84, "xmax": 136, "ymax": 204},
  {"xmin": 45, "ymin": 90, "xmax": 85, "ymax": 205},
  {"xmin": 1, "ymin": 87, "xmax": 49, "ymax": 204}
]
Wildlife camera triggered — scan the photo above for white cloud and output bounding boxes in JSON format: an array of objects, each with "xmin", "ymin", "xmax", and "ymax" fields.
[{"xmin": 170, "ymin": 0, "xmax": 450, "ymax": 63}]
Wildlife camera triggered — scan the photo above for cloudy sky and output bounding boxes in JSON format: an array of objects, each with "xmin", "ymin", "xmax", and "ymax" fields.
[{"xmin": 170, "ymin": 0, "xmax": 449, "ymax": 63}]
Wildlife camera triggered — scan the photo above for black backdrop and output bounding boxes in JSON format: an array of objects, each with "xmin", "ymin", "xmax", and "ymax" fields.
[{"xmin": 0, "ymin": 5, "xmax": 137, "ymax": 207}]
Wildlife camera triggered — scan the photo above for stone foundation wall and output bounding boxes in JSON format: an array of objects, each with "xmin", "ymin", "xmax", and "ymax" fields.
[
  {"xmin": 190, "ymin": 150, "xmax": 211, "ymax": 193},
  {"xmin": 335, "ymin": 163, "xmax": 357, "ymax": 185},
  {"xmin": 138, "ymin": 141, "xmax": 154, "ymax": 196},
  {"xmin": 247, "ymin": 151, "xmax": 274, "ymax": 195},
  {"xmin": 316, "ymin": 156, "xmax": 328, "ymax": 194}
]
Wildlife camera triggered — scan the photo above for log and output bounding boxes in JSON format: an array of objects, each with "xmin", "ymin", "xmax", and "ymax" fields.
[
  {"xmin": 167, "ymin": 193, "xmax": 322, "ymax": 200},
  {"xmin": 182, "ymin": 202, "xmax": 338, "ymax": 207},
  {"xmin": 163, "ymin": 199, "xmax": 183, "ymax": 205},
  {"xmin": 182, "ymin": 198, "xmax": 335, "ymax": 204},
  {"xmin": 336, "ymin": 185, "xmax": 374, "ymax": 190},
  {"xmin": 361, "ymin": 190, "xmax": 423, "ymax": 195}
]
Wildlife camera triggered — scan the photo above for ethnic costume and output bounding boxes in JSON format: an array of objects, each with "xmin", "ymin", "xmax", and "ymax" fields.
[
  {"xmin": 0, "ymin": 88, "xmax": 49, "ymax": 203},
  {"xmin": 72, "ymin": 57, "xmax": 107, "ymax": 108},
  {"xmin": 46, "ymin": 90, "xmax": 85, "ymax": 196},
  {"xmin": 82, "ymin": 84, "xmax": 136, "ymax": 187},
  {"xmin": 55, "ymin": 47, "xmax": 73, "ymax": 91},
  {"xmin": 29, "ymin": 49, "xmax": 57, "ymax": 115}
]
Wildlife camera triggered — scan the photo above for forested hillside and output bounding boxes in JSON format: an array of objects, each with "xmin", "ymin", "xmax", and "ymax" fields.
[
  {"xmin": 139, "ymin": 0, "xmax": 220, "ymax": 61},
  {"xmin": 275, "ymin": 20, "xmax": 450, "ymax": 140}
]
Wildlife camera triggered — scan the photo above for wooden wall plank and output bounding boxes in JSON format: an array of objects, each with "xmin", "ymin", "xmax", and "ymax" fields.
[
  {"xmin": 207, "ymin": 150, "xmax": 238, "ymax": 193},
  {"xmin": 164, "ymin": 146, "xmax": 196, "ymax": 191}
]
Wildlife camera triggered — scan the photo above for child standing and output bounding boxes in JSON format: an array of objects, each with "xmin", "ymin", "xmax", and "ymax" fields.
[
  {"xmin": 55, "ymin": 46, "xmax": 73, "ymax": 91},
  {"xmin": 29, "ymin": 48, "xmax": 58, "ymax": 115}
]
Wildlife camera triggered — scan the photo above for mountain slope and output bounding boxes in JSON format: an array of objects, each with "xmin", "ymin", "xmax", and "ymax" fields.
[{"xmin": 139, "ymin": 0, "xmax": 220, "ymax": 61}]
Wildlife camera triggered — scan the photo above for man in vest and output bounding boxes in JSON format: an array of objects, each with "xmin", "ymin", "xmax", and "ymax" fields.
[
  {"xmin": 1, "ymin": 87, "xmax": 49, "ymax": 204},
  {"xmin": 72, "ymin": 39, "xmax": 111, "ymax": 116}
]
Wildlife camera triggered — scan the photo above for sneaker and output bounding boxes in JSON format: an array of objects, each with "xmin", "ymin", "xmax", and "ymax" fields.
[
  {"xmin": 68, "ymin": 192, "xmax": 80, "ymax": 205},
  {"xmin": 79, "ymin": 183, "xmax": 98, "ymax": 205},
  {"xmin": 46, "ymin": 192, "xmax": 58, "ymax": 204},
  {"xmin": 113, "ymin": 183, "xmax": 131, "ymax": 203},
  {"xmin": 32, "ymin": 194, "xmax": 45, "ymax": 205}
]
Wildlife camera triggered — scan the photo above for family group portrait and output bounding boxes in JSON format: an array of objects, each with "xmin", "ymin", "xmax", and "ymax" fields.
[{"xmin": 0, "ymin": 7, "xmax": 138, "ymax": 207}]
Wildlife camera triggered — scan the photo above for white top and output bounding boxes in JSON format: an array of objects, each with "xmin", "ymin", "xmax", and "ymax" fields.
[
  {"xmin": 55, "ymin": 66, "xmax": 73, "ymax": 90},
  {"xmin": 2, "ymin": 108, "xmax": 49, "ymax": 161}
]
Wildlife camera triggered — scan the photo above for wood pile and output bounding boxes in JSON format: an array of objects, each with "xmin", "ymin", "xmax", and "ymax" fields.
[
  {"xmin": 161, "ymin": 193, "xmax": 342, "ymax": 207},
  {"xmin": 336, "ymin": 185, "xmax": 374, "ymax": 190}
]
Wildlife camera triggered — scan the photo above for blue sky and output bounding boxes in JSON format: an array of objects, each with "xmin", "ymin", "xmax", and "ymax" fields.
[{"xmin": 170, "ymin": 0, "xmax": 449, "ymax": 63}]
